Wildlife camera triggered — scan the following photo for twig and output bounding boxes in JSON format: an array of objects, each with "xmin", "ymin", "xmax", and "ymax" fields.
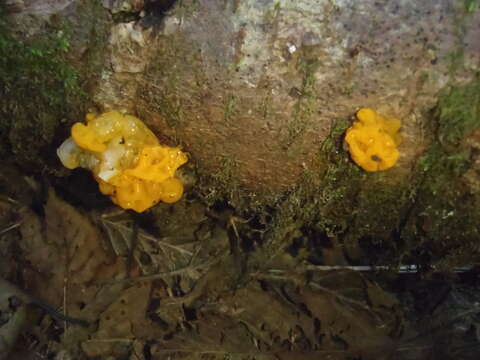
[
  {"xmin": 305, "ymin": 264, "xmax": 475, "ymax": 273},
  {"xmin": 0, "ymin": 196, "xmax": 18, "ymax": 205},
  {"xmin": 100, "ymin": 209, "xmax": 126, "ymax": 219},
  {"xmin": 126, "ymin": 218, "xmax": 139, "ymax": 277},
  {"xmin": 396, "ymin": 345, "xmax": 433, "ymax": 352},
  {"xmin": 227, "ymin": 216, "xmax": 250, "ymax": 241},
  {"xmin": 0, "ymin": 222, "xmax": 21, "ymax": 236},
  {"xmin": 63, "ymin": 276, "xmax": 68, "ymax": 331},
  {"xmin": 84, "ymin": 338, "xmax": 134, "ymax": 343},
  {"xmin": 152, "ymin": 348, "xmax": 351, "ymax": 355},
  {"xmin": 0, "ymin": 277, "xmax": 89, "ymax": 327}
]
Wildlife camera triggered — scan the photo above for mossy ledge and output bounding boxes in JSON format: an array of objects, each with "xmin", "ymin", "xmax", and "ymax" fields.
[{"xmin": 248, "ymin": 76, "xmax": 480, "ymax": 271}]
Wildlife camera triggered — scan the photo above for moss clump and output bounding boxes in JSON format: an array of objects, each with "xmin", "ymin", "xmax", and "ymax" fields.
[
  {"xmin": 465, "ymin": 0, "xmax": 479, "ymax": 13},
  {"xmin": 224, "ymin": 94, "xmax": 238, "ymax": 125},
  {"xmin": 0, "ymin": 8, "xmax": 88, "ymax": 169},
  {"xmin": 262, "ymin": 76, "xmax": 479, "ymax": 270},
  {"xmin": 198, "ymin": 155, "xmax": 244, "ymax": 207},
  {"xmin": 156, "ymin": 93, "xmax": 186, "ymax": 128},
  {"xmin": 400, "ymin": 144, "xmax": 478, "ymax": 268},
  {"xmin": 435, "ymin": 79, "xmax": 480, "ymax": 147},
  {"xmin": 399, "ymin": 78, "xmax": 480, "ymax": 269},
  {"xmin": 253, "ymin": 117, "xmax": 405, "ymax": 267},
  {"xmin": 282, "ymin": 57, "xmax": 319, "ymax": 150},
  {"xmin": 310, "ymin": 126, "xmax": 411, "ymax": 264}
]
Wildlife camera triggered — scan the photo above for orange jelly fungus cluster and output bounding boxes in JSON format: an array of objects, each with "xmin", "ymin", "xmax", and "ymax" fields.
[
  {"xmin": 345, "ymin": 108, "xmax": 402, "ymax": 172},
  {"xmin": 57, "ymin": 111, "xmax": 188, "ymax": 212}
]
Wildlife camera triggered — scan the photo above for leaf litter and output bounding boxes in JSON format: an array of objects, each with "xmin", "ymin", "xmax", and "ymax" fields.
[{"xmin": 0, "ymin": 167, "xmax": 479, "ymax": 360}]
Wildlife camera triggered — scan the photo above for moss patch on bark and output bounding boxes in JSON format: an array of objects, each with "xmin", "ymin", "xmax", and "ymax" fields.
[
  {"xmin": 0, "ymin": 0, "xmax": 110, "ymax": 172},
  {"xmin": 253, "ymin": 76, "xmax": 480, "ymax": 270}
]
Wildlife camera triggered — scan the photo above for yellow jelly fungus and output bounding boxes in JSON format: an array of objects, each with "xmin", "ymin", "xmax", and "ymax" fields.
[
  {"xmin": 71, "ymin": 122, "xmax": 107, "ymax": 153},
  {"xmin": 159, "ymin": 177, "xmax": 184, "ymax": 203},
  {"xmin": 125, "ymin": 146, "xmax": 186, "ymax": 183},
  {"xmin": 345, "ymin": 108, "xmax": 402, "ymax": 172},
  {"xmin": 57, "ymin": 111, "xmax": 188, "ymax": 212}
]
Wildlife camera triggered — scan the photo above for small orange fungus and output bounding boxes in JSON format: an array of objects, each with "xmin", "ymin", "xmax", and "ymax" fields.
[
  {"xmin": 57, "ymin": 111, "xmax": 188, "ymax": 212},
  {"xmin": 345, "ymin": 108, "xmax": 402, "ymax": 172}
]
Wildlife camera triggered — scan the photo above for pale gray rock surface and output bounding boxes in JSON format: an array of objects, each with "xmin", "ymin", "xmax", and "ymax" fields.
[{"xmin": 8, "ymin": 0, "xmax": 480, "ymax": 195}]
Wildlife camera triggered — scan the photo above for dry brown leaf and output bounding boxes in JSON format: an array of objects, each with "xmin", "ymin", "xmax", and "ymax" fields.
[
  {"xmin": 218, "ymin": 284, "xmax": 302, "ymax": 349},
  {"xmin": 39, "ymin": 189, "xmax": 125, "ymax": 325},
  {"xmin": 18, "ymin": 206, "xmax": 64, "ymax": 306},
  {"xmin": 45, "ymin": 189, "xmax": 112, "ymax": 284},
  {"xmin": 98, "ymin": 211, "xmax": 199, "ymax": 289},
  {"xmin": 81, "ymin": 281, "xmax": 152, "ymax": 358},
  {"xmin": 15, "ymin": 189, "xmax": 130, "ymax": 357},
  {"xmin": 299, "ymin": 278, "xmax": 399, "ymax": 357},
  {"xmin": 150, "ymin": 200, "xmax": 207, "ymax": 242},
  {"xmin": 150, "ymin": 312, "xmax": 270, "ymax": 360}
]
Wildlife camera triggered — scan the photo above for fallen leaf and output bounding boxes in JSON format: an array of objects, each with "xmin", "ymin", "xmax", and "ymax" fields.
[{"xmin": 82, "ymin": 281, "xmax": 152, "ymax": 358}]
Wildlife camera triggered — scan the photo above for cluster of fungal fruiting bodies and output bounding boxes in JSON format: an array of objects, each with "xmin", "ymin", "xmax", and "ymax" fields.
[
  {"xmin": 56, "ymin": 108, "xmax": 400, "ymax": 212},
  {"xmin": 57, "ymin": 111, "xmax": 187, "ymax": 212},
  {"xmin": 345, "ymin": 108, "xmax": 402, "ymax": 172}
]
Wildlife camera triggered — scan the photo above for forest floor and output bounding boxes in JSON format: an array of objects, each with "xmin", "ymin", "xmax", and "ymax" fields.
[{"xmin": 1, "ymin": 164, "xmax": 480, "ymax": 360}]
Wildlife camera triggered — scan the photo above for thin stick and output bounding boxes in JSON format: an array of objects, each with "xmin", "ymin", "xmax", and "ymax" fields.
[
  {"xmin": 63, "ymin": 276, "xmax": 68, "ymax": 331},
  {"xmin": 0, "ymin": 277, "xmax": 89, "ymax": 327},
  {"xmin": 152, "ymin": 349, "xmax": 351, "ymax": 355},
  {"xmin": 305, "ymin": 264, "xmax": 475, "ymax": 273},
  {"xmin": 84, "ymin": 338, "xmax": 134, "ymax": 343},
  {"xmin": 0, "ymin": 222, "xmax": 21, "ymax": 236}
]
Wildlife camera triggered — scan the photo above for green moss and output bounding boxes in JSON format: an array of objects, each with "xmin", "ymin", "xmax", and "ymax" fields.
[
  {"xmin": 258, "ymin": 92, "xmax": 273, "ymax": 121},
  {"xmin": 435, "ymin": 78, "xmax": 480, "ymax": 147},
  {"xmin": 464, "ymin": 0, "xmax": 479, "ymax": 14},
  {"xmin": 112, "ymin": 12, "xmax": 139, "ymax": 23},
  {"xmin": 400, "ymin": 147, "xmax": 478, "ymax": 268},
  {"xmin": 78, "ymin": 0, "xmax": 111, "ymax": 89},
  {"xmin": 224, "ymin": 94, "xmax": 237, "ymax": 124},
  {"xmin": 263, "ymin": 77, "xmax": 480, "ymax": 269},
  {"xmin": 263, "ymin": 1, "xmax": 281, "ymax": 25},
  {"xmin": 172, "ymin": 0, "xmax": 200, "ymax": 18},
  {"xmin": 0, "ymin": 8, "xmax": 87, "ymax": 168},
  {"xmin": 157, "ymin": 94, "xmax": 186, "ymax": 127},
  {"xmin": 282, "ymin": 57, "xmax": 319, "ymax": 150},
  {"xmin": 212, "ymin": 156, "xmax": 238, "ymax": 190},
  {"xmin": 398, "ymin": 78, "xmax": 480, "ymax": 268},
  {"xmin": 447, "ymin": 0, "xmax": 478, "ymax": 75},
  {"xmin": 200, "ymin": 155, "xmax": 242, "ymax": 206},
  {"xmin": 311, "ymin": 127, "xmax": 412, "ymax": 258}
]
